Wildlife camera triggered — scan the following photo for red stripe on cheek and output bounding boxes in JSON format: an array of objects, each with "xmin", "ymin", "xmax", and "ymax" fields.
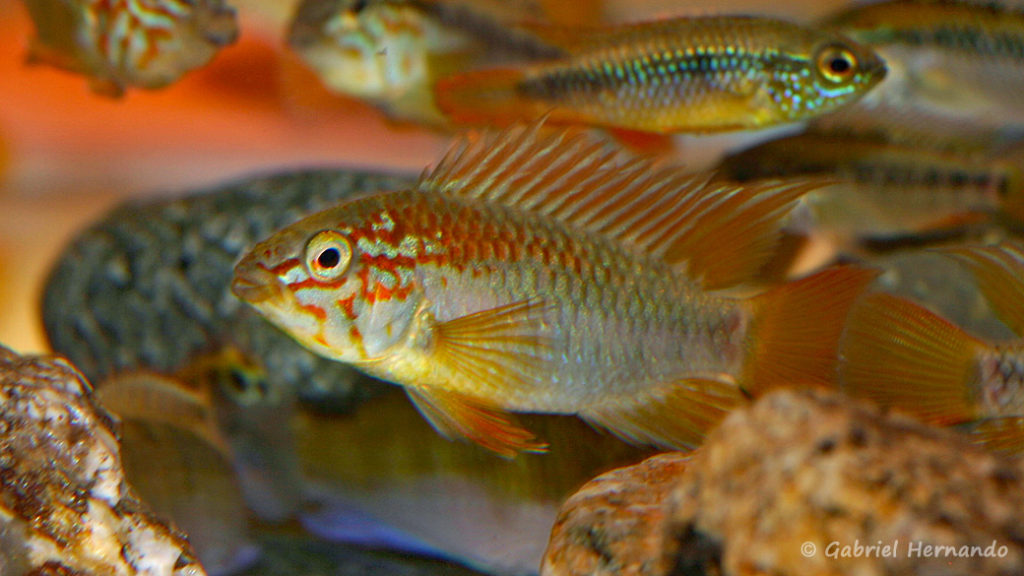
[
  {"xmin": 337, "ymin": 295, "xmax": 358, "ymax": 320},
  {"xmin": 301, "ymin": 303, "xmax": 327, "ymax": 321},
  {"xmin": 265, "ymin": 258, "xmax": 302, "ymax": 276}
]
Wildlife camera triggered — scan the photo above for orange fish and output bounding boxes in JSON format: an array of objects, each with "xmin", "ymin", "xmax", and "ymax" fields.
[
  {"xmin": 23, "ymin": 0, "xmax": 238, "ymax": 96},
  {"xmin": 842, "ymin": 241, "xmax": 1024, "ymax": 454},
  {"xmin": 232, "ymin": 124, "xmax": 877, "ymax": 457},
  {"xmin": 434, "ymin": 15, "xmax": 887, "ymax": 133}
]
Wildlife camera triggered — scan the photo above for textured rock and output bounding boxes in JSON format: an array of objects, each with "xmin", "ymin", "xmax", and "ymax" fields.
[
  {"xmin": 543, "ymin": 389, "xmax": 1024, "ymax": 576},
  {"xmin": 0, "ymin": 345, "xmax": 206, "ymax": 576},
  {"xmin": 42, "ymin": 169, "xmax": 413, "ymax": 412}
]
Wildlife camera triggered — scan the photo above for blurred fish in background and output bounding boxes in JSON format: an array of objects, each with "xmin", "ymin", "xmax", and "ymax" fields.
[
  {"xmin": 434, "ymin": 15, "xmax": 887, "ymax": 133},
  {"xmin": 842, "ymin": 241, "xmax": 1024, "ymax": 456},
  {"xmin": 824, "ymin": 0, "xmax": 1024, "ymax": 129},
  {"xmin": 286, "ymin": 0, "xmax": 584, "ymax": 125},
  {"xmin": 715, "ymin": 127, "xmax": 1024, "ymax": 250},
  {"xmin": 23, "ymin": 0, "xmax": 239, "ymax": 96}
]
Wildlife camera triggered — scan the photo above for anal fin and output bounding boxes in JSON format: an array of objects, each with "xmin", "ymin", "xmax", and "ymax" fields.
[
  {"xmin": 962, "ymin": 417, "xmax": 1024, "ymax": 455},
  {"xmin": 406, "ymin": 387, "xmax": 547, "ymax": 458},
  {"xmin": 942, "ymin": 243, "xmax": 1024, "ymax": 337},
  {"xmin": 580, "ymin": 376, "xmax": 745, "ymax": 450}
]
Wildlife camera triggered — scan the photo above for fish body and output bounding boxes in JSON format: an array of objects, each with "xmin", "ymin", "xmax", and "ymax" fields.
[
  {"xmin": 287, "ymin": 0, "xmax": 564, "ymax": 123},
  {"xmin": 233, "ymin": 125, "xmax": 877, "ymax": 456},
  {"xmin": 24, "ymin": 0, "xmax": 238, "ymax": 96},
  {"xmin": 825, "ymin": 0, "xmax": 1024, "ymax": 124},
  {"xmin": 435, "ymin": 16, "xmax": 887, "ymax": 133},
  {"xmin": 842, "ymin": 241, "xmax": 1024, "ymax": 454},
  {"xmin": 716, "ymin": 131, "xmax": 1024, "ymax": 242}
]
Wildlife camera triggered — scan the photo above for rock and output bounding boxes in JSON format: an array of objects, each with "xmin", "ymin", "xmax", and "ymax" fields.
[
  {"xmin": 543, "ymin": 389, "xmax": 1024, "ymax": 576},
  {"xmin": 42, "ymin": 169, "xmax": 414, "ymax": 412},
  {"xmin": 0, "ymin": 345, "xmax": 206, "ymax": 576}
]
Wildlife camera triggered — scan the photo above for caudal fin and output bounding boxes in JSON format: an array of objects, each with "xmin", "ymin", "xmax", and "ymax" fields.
[
  {"xmin": 840, "ymin": 292, "xmax": 985, "ymax": 425},
  {"xmin": 741, "ymin": 266, "xmax": 879, "ymax": 394}
]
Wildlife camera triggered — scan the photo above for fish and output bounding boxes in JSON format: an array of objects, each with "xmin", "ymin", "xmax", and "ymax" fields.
[
  {"xmin": 23, "ymin": 0, "xmax": 238, "ymax": 97},
  {"xmin": 715, "ymin": 130, "xmax": 1024, "ymax": 245},
  {"xmin": 95, "ymin": 370, "xmax": 260, "ymax": 576},
  {"xmin": 841, "ymin": 241, "xmax": 1024, "ymax": 454},
  {"xmin": 824, "ymin": 0, "xmax": 1024, "ymax": 126},
  {"xmin": 433, "ymin": 15, "xmax": 887, "ymax": 134},
  {"xmin": 286, "ymin": 0, "xmax": 566, "ymax": 124},
  {"xmin": 231, "ymin": 123, "xmax": 879, "ymax": 457}
]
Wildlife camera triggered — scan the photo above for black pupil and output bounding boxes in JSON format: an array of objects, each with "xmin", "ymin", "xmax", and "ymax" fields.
[
  {"xmin": 352, "ymin": 0, "xmax": 368, "ymax": 13},
  {"xmin": 829, "ymin": 55, "xmax": 852, "ymax": 74},
  {"xmin": 317, "ymin": 247, "xmax": 341, "ymax": 269}
]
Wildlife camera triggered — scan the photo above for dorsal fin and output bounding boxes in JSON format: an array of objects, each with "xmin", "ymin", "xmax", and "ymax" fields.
[{"xmin": 419, "ymin": 122, "xmax": 823, "ymax": 289}]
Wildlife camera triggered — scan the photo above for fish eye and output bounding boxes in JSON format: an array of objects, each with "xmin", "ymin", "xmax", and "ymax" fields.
[
  {"xmin": 816, "ymin": 45, "xmax": 858, "ymax": 84},
  {"xmin": 350, "ymin": 0, "xmax": 368, "ymax": 14},
  {"xmin": 304, "ymin": 230, "xmax": 353, "ymax": 282}
]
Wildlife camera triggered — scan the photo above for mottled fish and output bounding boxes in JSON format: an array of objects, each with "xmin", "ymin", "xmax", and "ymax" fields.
[
  {"xmin": 715, "ymin": 130, "xmax": 1024, "ymax": 244},
  {"xmin": 232, "ymin": 124, "xmax": 878, "ymax": 457},
  {"xmin": 824, "ymin": 0, "xmax": 1024, "ymax": 125},
  {"xmin": 287, "ymin": 0, "xmax": 566, "ymax": 124},
  {"xmin": 434, "ymin": 15, "xmax": 887, "ymax": 133},
  {"xmin": 24, "ymin": 0, "xmax": 238, "ymax": 96},
  {"xmin": 842, "ymin": 241, "xmax": 1024, "ymax": 454}
]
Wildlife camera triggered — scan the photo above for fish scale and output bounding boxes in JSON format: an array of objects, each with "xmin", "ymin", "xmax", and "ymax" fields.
[{"xmin": 233, "ymin": 125, "xmax": 878, "ymax": 456}]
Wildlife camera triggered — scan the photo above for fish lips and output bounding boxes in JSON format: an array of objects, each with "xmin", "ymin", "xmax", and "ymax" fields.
[{"xmin": 230, "ymin": 261, "xmax": 284, "ymax": 306}]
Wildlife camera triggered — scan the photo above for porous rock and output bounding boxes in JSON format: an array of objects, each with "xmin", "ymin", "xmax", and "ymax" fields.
[
  {"xmin": 0, "ymin": 345, "xmax": 206, "ymax": 576},
  {"xmin": 543, "ymin": 389, "xmax": 1024, "ymax": 576}
]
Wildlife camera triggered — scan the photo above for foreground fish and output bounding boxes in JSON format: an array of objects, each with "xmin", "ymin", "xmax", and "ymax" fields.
[
  {"xmin": 287, "ymin": 0, "xmax": 565, "ymax": 124},
  {"xmin": 434, "ymin": 15, "xmax": 887, "ymax": 133},
  {"xmin": 825, "ymin": 0, "xmax": 1024, "ymax": 125},
  {"xmin": 232, "ymin": 124, "xmax": 877, "ymax": 456},
  {"xmin": 842, "ymin": 241, "xmax": 1024, "ymax": 453},
  {"xmin": 24, "ymin": 0, "xmax": 237, "ymax": 96},
  {"xmin": 716, "ymin": 130, "xmax": 1024, "ymax": 244}
]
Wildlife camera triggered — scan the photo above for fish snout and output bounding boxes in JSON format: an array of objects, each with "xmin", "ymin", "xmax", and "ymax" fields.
[{"xmin": 231, "ymin": 260, "xmax": 283, "ymax": 305}]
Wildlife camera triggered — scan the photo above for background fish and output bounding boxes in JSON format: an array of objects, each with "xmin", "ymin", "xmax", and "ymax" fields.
[
  {"xmin": 232, "ymin": 124, "xmax": 877, "ymax": 457},
  {"xmin": 824, "ymin": 0, "xmax": 1024, "ymax": 127},
  {"xmin": 287, "ymin": 0, "xmax": 567, "ymax": 124},
  {"xmin": 434, "ymin": 15, "xmax": 886, "ymax": 133},
  {"xmin": 24, "ymin": 0, "xmax": 238, "ymax": 96},
  {"xmin": 841, "ymin": 241, "xmax": 1024, "ymax": 454},
  {"xmin": 715, "ymin": 130, "xmax": 1024, "ymax": 245}
]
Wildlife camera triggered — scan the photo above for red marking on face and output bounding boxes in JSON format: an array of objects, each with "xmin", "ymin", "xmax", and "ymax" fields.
[
  {"xmin": 350, "ymin": 325, "xmax": 362, "ymax": 341},
  {"xmin": 337, "ymin": 295, "xmax": 358, "ymax": 320},
  {"xmin": 267, "ymin": 258, "xmax": 301, "ymax": 276},
  {"xmin": 313, "ymin": 332, "xmax": 329, "ymax": 347},
  {"xmin": 301, "ymin": 303, "xmax": 327, "ymax": 321}
]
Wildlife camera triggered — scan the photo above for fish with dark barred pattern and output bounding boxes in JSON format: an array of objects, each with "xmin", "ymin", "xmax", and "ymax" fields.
[
  {"xmin": 232, "ymin": 124, "xmax": 878, "ymax": 457},
  {"xmin": 434, "ymin": 15, "xmax": 887, "ymax": 133}
]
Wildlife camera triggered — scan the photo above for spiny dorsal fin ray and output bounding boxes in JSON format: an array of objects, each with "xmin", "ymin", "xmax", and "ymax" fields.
[
  {"xmin": 419, "ymin": 122, "xmax": 822, "ymax": 289},
  {"xmin": 942, "ymin": 242, "xmax": 1024, "ymax": 337}
]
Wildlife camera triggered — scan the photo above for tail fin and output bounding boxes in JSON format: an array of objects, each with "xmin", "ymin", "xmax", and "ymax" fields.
[
  {"xmin": 840, "ymin": 292, "xmax": 985, "ymax": 425},
  {"xmin": 741, "ymin": 266, "xmax": 879, "ymax": 394},
  {"xmin": 435, "ymin": 68, "xmax": 544, "ymax": 126}
]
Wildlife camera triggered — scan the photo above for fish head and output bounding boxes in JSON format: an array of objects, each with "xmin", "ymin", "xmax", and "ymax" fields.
[
  {"xmin": 765, "ymin": 32, "xmax": 887, "ymax": 121},
  {"xmin": 289, "ymin": 0, "xmax": 471, "ymax": 101},
  {"xmin": 232, "ymin": 198, "xmax": 424, "ymax": 365}
]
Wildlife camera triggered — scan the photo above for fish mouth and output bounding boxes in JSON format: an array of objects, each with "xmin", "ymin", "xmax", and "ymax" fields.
[{"xmin": 231, "ymin": 262, "xmax": 283, "ymax": 305}]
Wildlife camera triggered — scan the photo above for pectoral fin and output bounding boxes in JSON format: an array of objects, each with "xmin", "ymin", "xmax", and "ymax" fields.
[
  {"xmin": 406, "ymin": 387, "xmax": 547, "ymax": 458},
  {"xmin": 580, "ymin": 376, "xmax": 745, "ymax": 450}
]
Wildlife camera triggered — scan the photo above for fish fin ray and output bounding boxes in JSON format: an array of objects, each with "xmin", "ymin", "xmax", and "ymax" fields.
[
  {"xmin": 580, "ymin": 375, "xmax": 744, "ymax": 450},
  {"xmin": 405, "ymin": 387, "xmax": 547, "ymax": 457},
  {"xmin": 840, "ymin": 293, "xmax": 984, "ymax": 425},
  {"xmin": 942, "ymin": 243, "xmax": 1024, "ymax": 336},
  {"xmin": 962, "ymin": 417, "xmax": 1024, "ymax": 455},
  {"xmin": 419, "ymin": 123, "xmax": 823, "ymax": 289},
  {"xmin": 743, "ymin": 266, "xmax": 879, "ymax": 394}
]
